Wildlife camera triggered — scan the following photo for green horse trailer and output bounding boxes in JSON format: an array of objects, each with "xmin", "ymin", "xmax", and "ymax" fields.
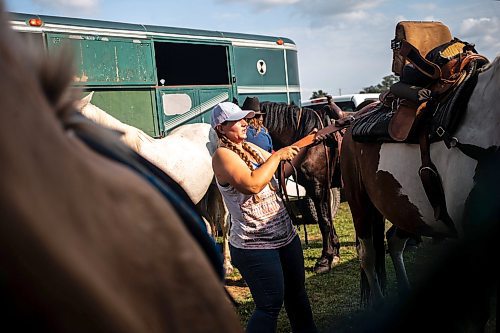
[{"xmin": 10, "ymin": 12, "xmax": 301, "ymax": 137}]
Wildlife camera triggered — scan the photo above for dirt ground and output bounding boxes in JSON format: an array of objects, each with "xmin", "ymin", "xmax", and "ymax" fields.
[{"xmin": 225, "ymin": 275, "xmax": 250, "ymax": 302}]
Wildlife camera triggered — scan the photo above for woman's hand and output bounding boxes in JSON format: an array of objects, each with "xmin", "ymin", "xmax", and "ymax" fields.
[
  {"xmin": 275, "ymin": 145, "xmax": 300, "ymax": 161},
  {"xmin": 311, "ymin": 127, "xmax": 329, "ymax": 143}
]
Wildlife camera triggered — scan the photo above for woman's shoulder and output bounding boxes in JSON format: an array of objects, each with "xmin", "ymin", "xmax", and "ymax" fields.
[
  {"xmin": 213, "ymin": 146, "xmax": 247, "ymax": 166},
  {"xmin": 213, "ymin": 146, "xmax": 235, "ymax": 159}
]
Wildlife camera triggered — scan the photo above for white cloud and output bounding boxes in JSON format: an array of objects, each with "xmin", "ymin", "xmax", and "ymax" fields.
[
  {"xmin": 33, "ymin": 0, "xmax": 99, "ymax": 12},
  {"xmin": 293, "ymin": 0, "xmax": 385, "ymax": 23},
  {"xmin": 459, "ymin": 17, "xmax": 500, "ymax": 57},
  {"xmin": 460, "ymin": 17, "xmax": 498, "ymax": 36},
  {"xmin": 217, "ymin": 0, "xmax": 299, "ymax": 9},
  {"xmin": 409, "ymin": 3, "xmax": 437, "ymax": 11},
  {"xmin": 218, "ymin": 0, "xmax": 386, "ymax": 25},
  {"xmin": 339, "ymin": 10, "xmax": 370, "ymax": 22}
]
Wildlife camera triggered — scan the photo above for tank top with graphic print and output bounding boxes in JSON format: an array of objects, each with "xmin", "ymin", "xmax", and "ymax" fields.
[{"xmin": 216, "ymin": 158, "xmax": 296, "ymax": 250}]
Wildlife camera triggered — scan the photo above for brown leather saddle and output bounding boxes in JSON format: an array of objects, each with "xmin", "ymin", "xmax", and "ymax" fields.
[
  {"xmin": 388, "ymin": 21, "xmax": 491, "ymax": 142},
  {"xmin": 388, "ymin": 51, "xmax": 487, "ymax": 142}
]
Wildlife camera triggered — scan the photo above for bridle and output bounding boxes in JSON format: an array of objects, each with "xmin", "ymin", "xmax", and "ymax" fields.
[{"xmin": 278, "ymin": 107, "xmax": 337, "ymax": 229}]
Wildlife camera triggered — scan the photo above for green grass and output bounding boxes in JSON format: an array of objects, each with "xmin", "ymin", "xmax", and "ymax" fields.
[{"xmin": 224, "ymin": 202, "xmax": 496, "ymax": 332}]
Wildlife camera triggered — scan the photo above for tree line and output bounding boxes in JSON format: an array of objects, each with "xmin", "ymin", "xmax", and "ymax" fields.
[{"xmin": 310, "ymin": 74, "xmax": 398, "ymax": 99}]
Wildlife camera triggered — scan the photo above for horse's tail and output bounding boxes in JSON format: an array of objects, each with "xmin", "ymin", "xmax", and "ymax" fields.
[
  {"xmin": 359, "ymin": 236, "xmax": 371, "ymax": 306},
  {"xmin": 374, "ymin": 215, "xmax": 387, "ymax": 294}
]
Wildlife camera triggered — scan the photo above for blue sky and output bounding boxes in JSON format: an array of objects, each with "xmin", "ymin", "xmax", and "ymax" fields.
[{"xmin": 5, "ymin": 0, "xmax": 500, "ymax": 100}]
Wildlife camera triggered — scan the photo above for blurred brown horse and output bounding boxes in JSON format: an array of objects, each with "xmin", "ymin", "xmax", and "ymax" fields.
[
  {"xmin": 0, "ymin": 4, "xmax": 241, "ymax": 332},
  {"xmin": 261, "ymin": 102, "xmax": 342, "ymax": 273}
]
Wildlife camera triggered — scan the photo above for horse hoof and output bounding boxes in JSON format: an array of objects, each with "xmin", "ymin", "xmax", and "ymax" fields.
[
  {"xmin": 313, "ymin": 264, "xmax": 331, "ymax": 274},
  {"xmin": 313, "ymin": 257, "xmax": 332, "ymax": 274},
  {"xmin": 224, "ymin": 264, "xmax": 234, "ymax": 276}
]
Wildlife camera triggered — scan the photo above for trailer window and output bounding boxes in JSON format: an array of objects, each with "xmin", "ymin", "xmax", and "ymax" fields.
[{"xmin": 154, "ymin": 42, "xmax": 229, "ymax": 86}]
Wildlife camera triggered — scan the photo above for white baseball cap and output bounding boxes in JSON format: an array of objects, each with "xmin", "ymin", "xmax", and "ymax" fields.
[{"xmin": 210, "ymin": 102, "xmax": 255, "ymax": 128}]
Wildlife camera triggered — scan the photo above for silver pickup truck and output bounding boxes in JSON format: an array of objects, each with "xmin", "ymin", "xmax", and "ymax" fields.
[{"xmin": 301, "ymin": 93, "xmax": 379, "ymax": 112}]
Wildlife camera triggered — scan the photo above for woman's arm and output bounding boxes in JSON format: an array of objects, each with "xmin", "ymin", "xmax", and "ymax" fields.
[
  {"xmin": 247, "ymin": 142, "xmax": 309, "ymax": 180},
  {"xmin": 212, "ymin": 145, "xmax": 299, "ymax": 195},
  {"xmin": 280, "ymin": 146, "xmax": 309, "ymax": 178}
]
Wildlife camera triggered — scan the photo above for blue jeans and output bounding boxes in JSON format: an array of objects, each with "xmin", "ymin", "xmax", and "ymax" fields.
[{"xmin": 230, "ymin": 236, "xmax": 317, "ymax": 333}]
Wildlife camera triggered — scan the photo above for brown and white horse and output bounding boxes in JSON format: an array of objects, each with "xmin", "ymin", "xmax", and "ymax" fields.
[
  {"xmin": 340, "ymin": 56, "xmax": 500, "ymax": 306},
  {"xmin": 0, "ymin": 4, "xmax": 241, "ymax": 332}
]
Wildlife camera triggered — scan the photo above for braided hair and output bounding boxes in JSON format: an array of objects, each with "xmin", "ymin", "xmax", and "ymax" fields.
[{"xmin": 219, "ymin": 135, "xmax": 276, "ymax": 197}]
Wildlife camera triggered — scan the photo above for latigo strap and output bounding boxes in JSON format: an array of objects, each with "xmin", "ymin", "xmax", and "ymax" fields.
[{"xmin": 292, "ymin": 122, "xmax": 347, "ymax": 148}]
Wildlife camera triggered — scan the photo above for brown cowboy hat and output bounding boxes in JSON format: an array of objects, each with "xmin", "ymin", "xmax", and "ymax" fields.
[{"xmin": 242, "ymin": 96, "xmax": 265, "ymax": 115}]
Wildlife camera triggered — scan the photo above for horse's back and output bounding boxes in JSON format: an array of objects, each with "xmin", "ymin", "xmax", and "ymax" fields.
[
  {"xmin": 341, "ymin": 58, "xmax": 500, "ymax": 236},
  {"xmin": 168, "ymin": 123, "xmax": 218, "ymax": 155},
  {"xmin": 157, "ymin": 123, "xmax": 217, "ymax": 203}
]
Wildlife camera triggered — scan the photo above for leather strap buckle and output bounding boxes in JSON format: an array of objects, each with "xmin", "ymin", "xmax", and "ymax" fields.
[
  {"xmin": 391, "ymin": 39, "xmax": 402, "ymax": 50},
  {"xmin": 436, "ymin": 126, "xmax": 445, "ymax": 137}
]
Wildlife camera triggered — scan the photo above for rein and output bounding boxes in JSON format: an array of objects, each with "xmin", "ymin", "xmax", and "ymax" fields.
[
  {"xmin": 292, "ymin": 120, "xmax": 349, "ymax": 148},
  {"xmin": 278, "ymin": 108, "xmax": 338, "ymax": 232}
]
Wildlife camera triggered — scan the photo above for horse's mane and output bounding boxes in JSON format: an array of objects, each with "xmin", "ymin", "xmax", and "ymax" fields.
[{"xmin": 260, "ymin": 102, "xmax": 330, "ymax": 141}]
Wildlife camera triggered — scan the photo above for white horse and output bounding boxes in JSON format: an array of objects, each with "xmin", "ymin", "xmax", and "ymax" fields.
[
  {"xmin": 77, "ymin": 93, "xmax": 233, "ymax": 273},
  {"xmin": 77, "ymin": 92, "xmax": 215, "ymax": 205}
]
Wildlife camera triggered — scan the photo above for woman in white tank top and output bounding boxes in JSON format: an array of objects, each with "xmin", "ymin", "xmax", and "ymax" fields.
[{"xmin": 211, "ymin": 101, "xmax": 318, "ymax": 333}]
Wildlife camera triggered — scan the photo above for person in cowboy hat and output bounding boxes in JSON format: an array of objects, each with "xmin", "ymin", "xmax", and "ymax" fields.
[{"xmin": 242, "ymin": 96, "xmax": 274, "ymax": 153}]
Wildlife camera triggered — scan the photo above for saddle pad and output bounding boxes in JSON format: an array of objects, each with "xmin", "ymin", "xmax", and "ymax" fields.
[
  {"xmin": 351, "ymin": 104, "xmax": 394, "ymax": 143},
  {"xmin": 429, "ymin": 60, "xmax": 482, "ymax": 142}
]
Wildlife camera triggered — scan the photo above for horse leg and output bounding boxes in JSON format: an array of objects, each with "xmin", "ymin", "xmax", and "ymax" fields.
[
  {"xmin": 386, "ymin": 226, "xmax": 411, "ymax": 295},
  {"xmin": 202, "ymin": 216, "xmax": 213, "ymax": 237},
  {"xmin": 210, "ymin": 184, "xmax": 233, "ymax": 276},
  {"xmin": 343, "ymin": 169, "xmax": 386, "ymax": 306},
  {"xmin": 310, "ymin": 186, "xmax": 340, "ymax": 274},
  {"xmin": 330, "ymin": 188, "xmax": 341, "ymax": 221},
  {"xmin": 330, "ymin": 187, "xmax": 341, "ymax": 266},
  {"xmin": 197, "ymin": 184, "xmax": 233, "ymax": 276},
  {"xmin": 219, "ymin": 199, "xmax": 233, "ymax": 275},
  {"xmin": 355, "ymin": 204, "xmax": 386, "ymax": 308}
]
